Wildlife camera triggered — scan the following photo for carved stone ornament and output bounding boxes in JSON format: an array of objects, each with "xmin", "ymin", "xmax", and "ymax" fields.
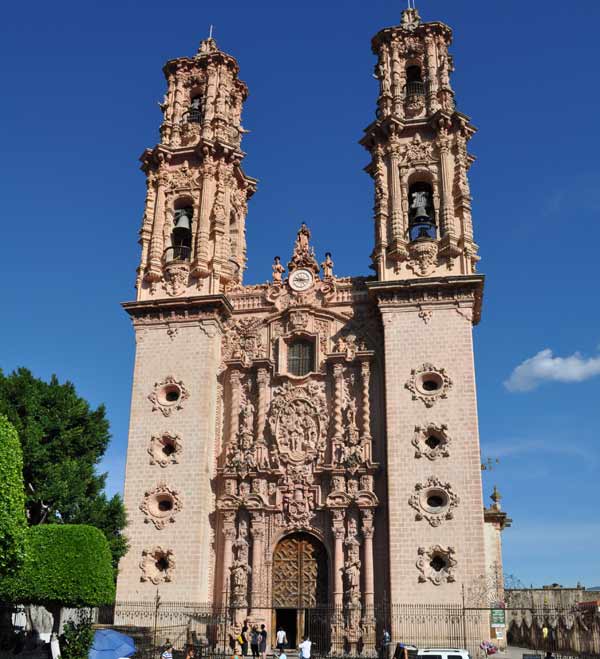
[
  {"xmin": 412, "ymin": 423, "xmax": 451, "ymax": 460},
  {"xmin": 409, "ymin": 476, "xmax": 459, "ymax": 527},
  {"xmin": 163, "ymin": 262, "xmax": 190, "ymax": 297},
  {"xmin": 404, "ymin": 134, "xmax": 434, "ymax": 165},
  {"xmin": 405, "ymin": 363, "xmax": 452, "ymax": 407},
  {"xmin": 148, "ymin": 432, "xmax": 182, "ymax": 467},
  {"xmin": 140, "ymin": 546, "xmax": 175, "ymax": 584},
  {"xmin": 407, "ymin": 239, "xmax": 438, "ymax": 277},
  {"xmin": 267, "ymin": 381, "xmax": 328, "ymax": 465},
  {"xmin": 416, "ymin": 545, "xmax": 457, "ymax": 586},
  {"xmin": 222, "ymin": 318, "xmax": 265, "ymax": 367},
  {"xmin": 140, "ymin": 482, "xmax": 183, "ymax": 529},
  {"xmin": 148, "ymin": 376, "xmax": 190, "ymax": 416}
]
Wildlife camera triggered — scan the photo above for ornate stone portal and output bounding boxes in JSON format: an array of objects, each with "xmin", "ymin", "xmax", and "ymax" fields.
[{"xmin": 215, "ymin": 225, "xmax": 381, "ymax": 645}]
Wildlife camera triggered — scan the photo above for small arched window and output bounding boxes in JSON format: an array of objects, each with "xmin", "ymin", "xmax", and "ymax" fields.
[
  {"xmin": 287, "ymin": 339, "xmax": 314, "ymax": 377},
  {"xmin": 408, "ymin": 182, "xmax": 436, "ymax": 241},
  {"xmin": 187, "ymin": 96, "xmax": 203, "ymax": 124},
  {"xmin": 406, "ymin": 65, "xmax": 425, "ymax": 97},
  {"xmin": 166, "ymin": 206, "xmax": 193, "ymax": 262}
]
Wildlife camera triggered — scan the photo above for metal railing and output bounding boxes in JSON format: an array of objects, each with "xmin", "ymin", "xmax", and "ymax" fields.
[
  {"xmin": 164, "ymin": 245, "xmax": 192, "ymax": 263},
  {"xmin": 405, "ymin": 81, "xmax": 427, "ymax": 97}
]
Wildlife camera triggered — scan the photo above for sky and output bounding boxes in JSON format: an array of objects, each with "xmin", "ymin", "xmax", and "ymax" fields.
[{"xmin": 1, "ymin": 0, "xmax": 599, "ymax": 588}]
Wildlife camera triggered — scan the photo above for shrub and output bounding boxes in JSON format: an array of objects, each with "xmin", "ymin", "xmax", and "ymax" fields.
[
  {"xmin": 0, "ymin": 524, "xmax": 115, "ymax": 608},
  {"xmin": 59, "ymin": 615, "xmax": 95, "ymax": 659},
  {"xmin": 0, "ymin": 415, "xmax": 27, "ymax": 577}
]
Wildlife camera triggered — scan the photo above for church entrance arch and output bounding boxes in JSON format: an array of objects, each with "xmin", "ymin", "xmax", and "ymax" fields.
[{"xmin": 272, "ymin": 533, "xmax": 329, "ymax": 648}]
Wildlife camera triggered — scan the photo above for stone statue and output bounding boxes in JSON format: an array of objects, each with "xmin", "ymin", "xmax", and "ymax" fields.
[
  {"xmin": 272, "ymin": 256, "xmax": 285, "ymax": 283},
  {"xmin": 297, "ymin": 223, "xmax": 310, "ymax": 251},
  {"xmin": 321, "ymin": 252, "xmax": 334, "ymax": 278}
]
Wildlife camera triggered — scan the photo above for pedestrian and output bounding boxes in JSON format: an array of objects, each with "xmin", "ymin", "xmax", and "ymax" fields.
[
  {"xmin": 259, "ymin": 624, "xmax": 268, "ymax": 659},
  {"xmin": 250, "ymin": 626, "xmax": 260, "ymax": 659},
  {"xmin": 381, "ymin": 630, "xmax": 391, "ymax": 659},
  {"xmin": 241, "ymin": 621, "xmax": 249, "ymax": 656},
  {"xmin": 161, "ymin": 644, "xmax": 174, "ymax": 659},
  {"xmin": 299, "ymin": 635, "xmax": 312, "ymax": 659},
  {"xmin": 276, "ymin": 627, "xmax": 288, "ymax": 653}
]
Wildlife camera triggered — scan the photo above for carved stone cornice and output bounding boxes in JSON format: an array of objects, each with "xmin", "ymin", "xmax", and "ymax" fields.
[
  {"xmin": 123, "ymin": 294, "xmax": 233, "ymax": 330},
  {"xmin": 367, "ymin": 275, "xmax": 484, "ymax": 325}
]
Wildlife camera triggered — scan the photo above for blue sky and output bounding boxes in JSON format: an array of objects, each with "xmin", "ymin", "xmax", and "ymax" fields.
[{"xmin": 1, "ymin": 0, "xmax": 599, "ymax": 587}]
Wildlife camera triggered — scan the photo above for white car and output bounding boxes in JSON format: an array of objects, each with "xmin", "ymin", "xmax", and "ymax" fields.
[{"xmin": 418, "ymin": 648, "xmax": 471, "ymax": 659}]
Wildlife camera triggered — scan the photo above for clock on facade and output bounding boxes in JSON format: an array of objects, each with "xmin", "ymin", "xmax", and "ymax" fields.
[{"xmin": 288, "ymin": 268, "xmax": 314, "ymax": 292}]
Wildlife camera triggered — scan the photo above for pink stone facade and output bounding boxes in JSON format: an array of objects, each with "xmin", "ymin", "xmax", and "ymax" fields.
[{"xmin": 116, "ymin": 5, "xmax": 507, "ymax": 647}]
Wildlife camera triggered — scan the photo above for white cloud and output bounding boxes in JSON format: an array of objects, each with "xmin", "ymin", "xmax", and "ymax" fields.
[{"xmin": 504, "ymin": 348, "xmax": 600, "ymax": 392}]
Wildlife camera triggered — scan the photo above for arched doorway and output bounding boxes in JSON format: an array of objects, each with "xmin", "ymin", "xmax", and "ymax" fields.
[{"xmin": 272, "ymin": 533, "xmax": 329, "ymax": 648}]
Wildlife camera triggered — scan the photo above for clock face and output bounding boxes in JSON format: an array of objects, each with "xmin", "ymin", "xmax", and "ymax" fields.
[{"xmin": 289, "ymin": 268, "xmax": 314, "ymax": 292}]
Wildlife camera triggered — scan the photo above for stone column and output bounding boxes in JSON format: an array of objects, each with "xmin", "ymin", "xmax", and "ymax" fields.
[
  {"xmin": 388, "ymin": 145, "xmax": 404, "ymax": 245},
  {"xmin": 256, "ymin": 368, "xmax": 269, "ymax": 438},
  {"xmin": 250, "ymin": 512, "xmax": 266, "ymax": 614},
  {"xmin": 228, "ymin": 369, "xmax": 242, "ymax": 449},
  {"xmin": 333, "ymin": 364, "xmax": 344, "ymax": 465},
  {"xmin": 436, "ymin": 128, "xmax": 455, "ymax": 239},
  {"xmin": 331, "ymin": 511, "xmax": 346, "ymax": 654},
  {"xmin": 361, "ymin": 509, "xmax": 376, "ymax": 656},
  {"xmin": 360, "ymin": 360, "xmax": 372, "ymax": 461},
  {"xmin": 332, "ymin": 511, "xmax": 345, "ymax": 609},
  {"xmin": 361, "ymin": 510, "xmax": 375, "ymax": 613},
  {"xmin": 222, "ymin": 513, "xmax": 237, "ymax": 604},
  {"xmin": 147, "ymin": 167, "xmax": 168, "ymax": 279},
  {"xmin": 194, "ymin": 155, "xmax": 216, "ymax": 277}
]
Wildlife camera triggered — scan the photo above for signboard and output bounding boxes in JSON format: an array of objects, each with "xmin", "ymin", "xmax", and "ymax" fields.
[{"xmin": 491, "ymin": 609, "xmax": 506, "ymax": 628}]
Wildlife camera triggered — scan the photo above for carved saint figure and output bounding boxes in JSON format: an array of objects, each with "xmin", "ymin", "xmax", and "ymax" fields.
[
  {"xmin": 297, "ymin": 223, "xmax": 311, "ymax": 252},
  {"xmin": 343, "ymin": 557, "xmax": 361, "ymax": 599},
  {"xmin": 272, "ymin": 256, "xmax": 285, "ymax": 283},
  {"xmin": 321, "ymin": 252, "xmax": 334, "ymax": 278}
]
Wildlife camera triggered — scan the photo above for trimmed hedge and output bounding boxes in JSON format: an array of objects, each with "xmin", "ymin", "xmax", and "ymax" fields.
[
  {"xmin": 0, "ymin": 524, "xmax": 115, "ymax": 607},
  {"xmin": 0, "ymin": 415, "xmax": 27, "ymax": 577}
]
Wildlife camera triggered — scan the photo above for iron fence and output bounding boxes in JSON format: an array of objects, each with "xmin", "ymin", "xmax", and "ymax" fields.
[{"xmin": 2, "ymin": 602, "xmax": 599, "ymax": 659}]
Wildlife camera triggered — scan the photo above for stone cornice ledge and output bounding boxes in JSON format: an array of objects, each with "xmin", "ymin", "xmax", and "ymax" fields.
[
  {"xmin": 122, "ymin": 294, "xmax": 233, "ymax": 330},
  {"xmin": 366, "ymin": 275, "xmax": 485, "ymax": 325}
]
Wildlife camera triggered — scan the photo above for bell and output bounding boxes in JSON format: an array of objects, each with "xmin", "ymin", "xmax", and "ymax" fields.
[
  {"xmin": 413, "ymin": 205, "xmax": 430, "ymax": 222},
  {"xmin": 174, "ymin": 210, "xmax": 192, "ymax": 231}
]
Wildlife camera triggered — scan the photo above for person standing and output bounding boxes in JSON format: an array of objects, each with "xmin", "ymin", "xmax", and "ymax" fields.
[
  {"xmin": 250, "ymin": 626, "xmax": 260, "ymax": 659},
  {"xmin": 299, "ymin": 635, "xmax": 312, "ymax": 659},
  {"xmin": 276, "ymin": 627, "xmax": 287, "ymax": 653},
  {"xmin": 240, "ymin": 621, "xmax": 249, "ymax": 656},
  {"xmin": 161, "ymin": 644, "xmax": 173, "ymax": 659},
  {"xmin": 259, "ymin": 624, "xmax": 268, "ymax": 659}
]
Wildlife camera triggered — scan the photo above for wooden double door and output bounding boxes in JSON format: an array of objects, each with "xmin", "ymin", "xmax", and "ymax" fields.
[{"xmin": 272, "ymin": 533, "xmax": 329, "ymax": 648}]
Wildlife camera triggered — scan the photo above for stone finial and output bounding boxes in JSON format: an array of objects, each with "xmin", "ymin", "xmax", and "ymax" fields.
[
  {"xmin": 401, "ymin": 7, "xmax": 421, "ymax": 31},
  {"xmin": 288, "ymin": 223, "xmax": 320, "ymax": 273},
  {"xmin": 198, "ymin": 36, "xmax": 219, "ymax": 55},
  {"xmin": 490, "ymin": 485, "xmax": 502, "ymax": 510}
]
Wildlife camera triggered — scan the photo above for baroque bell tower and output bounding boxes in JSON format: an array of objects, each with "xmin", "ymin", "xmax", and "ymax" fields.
[
  {"xmin": 138, "ymin": 36, "xmax": 256, "ymax": 298},
  {"xmin": 361, "ymin": 6, "xmax": 477, "ymax": 280},
  {"xmin": 365, "ymin": 6, "xmax": 489, "ymax": 605}
]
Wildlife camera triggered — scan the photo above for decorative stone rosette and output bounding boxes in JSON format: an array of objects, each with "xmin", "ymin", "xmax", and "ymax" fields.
[
  {"xmin": 405, "ymin": 363, "xmax": 452, "ymax": 407},
  {"xmin": 408, "ymin": 476, "xmax": 459, "ymax": 527},
  {"xmin": 140, "ymin": 483, "xmax": 183, "ymax": 529},
  {"xmin": 140, "ymin": 546, "xmax": 175, "ymax": 584},
  {"xmin": 412, "ymin": 423, "xmax": 451, "ymax": 460},
  {"xmin": 148, "ymin": 376, "xmax": 189, "ymax": 417},
  {"xmin": 416, "ymin": 545, "xmax": 457, "ymax": 585},
  {"xmin": 148, "ymin": 432, "xmax": 182, "ymax": 467}
]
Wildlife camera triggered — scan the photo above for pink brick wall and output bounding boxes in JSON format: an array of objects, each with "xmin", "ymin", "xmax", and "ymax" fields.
[{"xmin": 380, "ymin": 305, "xmax": 486, "ymax": 603}]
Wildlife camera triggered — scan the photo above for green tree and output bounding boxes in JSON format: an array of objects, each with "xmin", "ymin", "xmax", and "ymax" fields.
[
  {"xmin": 0, "ymin": 368, "xmax": 127, "ymax": 571},
  {"xmin": 0, "ymin": 525, "xmax": 115, "ymax": 631},
  {"xmin": 0, "ymin": 415, "xmax": 27, "ymax": 577}
]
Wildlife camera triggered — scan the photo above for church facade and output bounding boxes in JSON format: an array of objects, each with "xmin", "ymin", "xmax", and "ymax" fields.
[{"xmin": 116, "ymin": 6, "xmax": 507, "ymax": 650}]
